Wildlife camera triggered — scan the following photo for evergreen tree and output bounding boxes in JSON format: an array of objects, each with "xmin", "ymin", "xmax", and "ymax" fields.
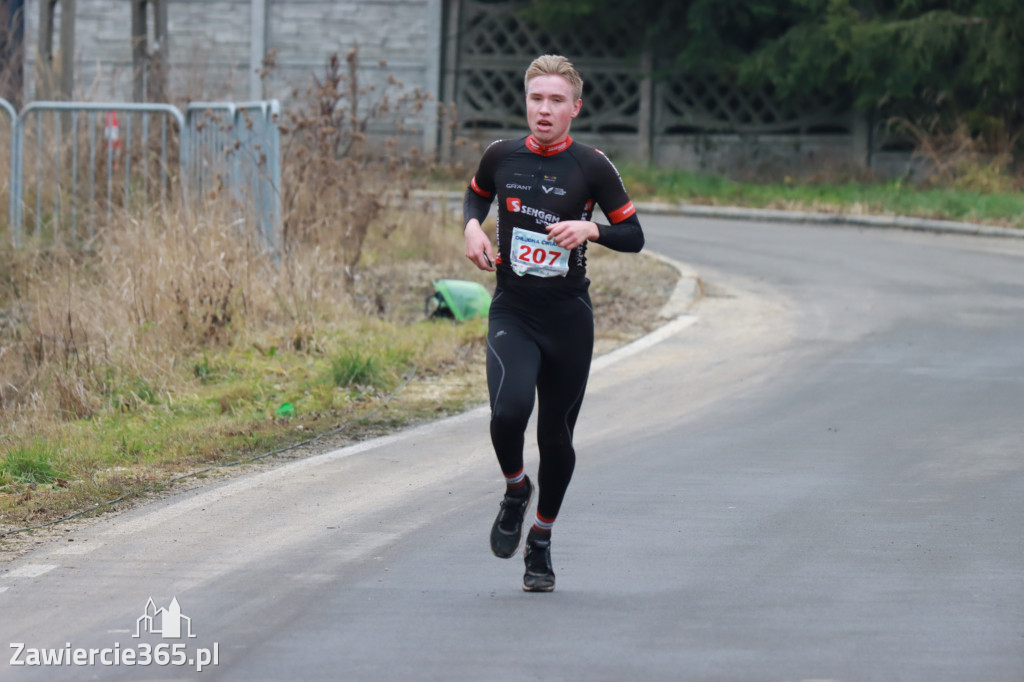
[{"xmin": 526, "ymin": 0, "xmax": 1024, "ymax": 141}]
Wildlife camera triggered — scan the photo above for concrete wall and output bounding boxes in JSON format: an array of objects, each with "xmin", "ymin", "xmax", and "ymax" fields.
[
  {"xmin": 21, "ymin": 0, "xmax": 443, "ymax": 152},
  {"xmin": 454, "ymin": 126, "xmax": 879, "ymax": 180}
]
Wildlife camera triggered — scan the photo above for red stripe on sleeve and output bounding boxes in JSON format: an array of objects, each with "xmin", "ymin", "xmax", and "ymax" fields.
[
  {"xmin": 470, "ymin": 176, "xmax": 491, "ymax": 198},
  {"xmin": 607, "ymin": 201, "xmax": 635, "ymax": 223}
]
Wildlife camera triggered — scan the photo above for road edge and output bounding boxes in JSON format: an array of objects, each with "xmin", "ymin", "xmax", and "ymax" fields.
[
  {"xmin": 416, "ymin": 189, "xmax": 1024, "ymax": 240},
  {"xmin": 636, "ymin": 201, "xmax": 1024, "ymax": 240}
]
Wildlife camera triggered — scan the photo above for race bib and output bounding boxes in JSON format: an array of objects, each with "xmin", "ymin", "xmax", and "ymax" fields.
[{"xmin": 510, "ymin": 227, "xmax": 570, "ymax": 278}]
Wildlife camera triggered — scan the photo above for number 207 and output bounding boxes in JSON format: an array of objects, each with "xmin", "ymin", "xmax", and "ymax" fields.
[{"xmin": 518, "ymin": 244, "xmax": 562, "ymax": 266}]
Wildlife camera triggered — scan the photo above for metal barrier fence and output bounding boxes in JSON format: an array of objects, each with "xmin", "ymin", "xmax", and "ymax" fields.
[
  {"xmin": 10, "ymin": 102, "xmax": 186, "ymax": 245},
  {"xmin": 184, "ymin": 101, "xmax": 282, "ymax": 250},
  {"xmin": 0, "ymin": 97, "xmax": 281, "ymax": 252},
  {"xmin": 0, "ymin": 99, "xmax": 15, "ymax": 235}
]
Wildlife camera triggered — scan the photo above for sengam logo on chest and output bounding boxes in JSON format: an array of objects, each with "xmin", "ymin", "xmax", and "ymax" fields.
[{"xmin": 505, "ymin": 197, "xmax": 560, "ymax": 226}]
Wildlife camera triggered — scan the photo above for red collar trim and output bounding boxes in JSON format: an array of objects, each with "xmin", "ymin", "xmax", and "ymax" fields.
[{"xmin": 526, "ymin": 135, "xmax": 573, "ymax": 156}]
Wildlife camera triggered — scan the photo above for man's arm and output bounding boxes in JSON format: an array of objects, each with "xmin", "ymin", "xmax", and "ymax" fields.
[
  {"xmin": 589, "ymin": 150, "xmax": 644, "ymax": 253},
  {"xmin": 463, "ymin": 151, "xmax": 499, "ymax": 271},
  {"xmin": 463, "ymin": 180, "xmax": 492, "ymax": 226},
  {"xmin": 593, "ymin": 212, "xmax": 644, "ymax": 253},
  {"xmin": 464, "ymin": 217, "xmax": 495, "ymax": 271}
]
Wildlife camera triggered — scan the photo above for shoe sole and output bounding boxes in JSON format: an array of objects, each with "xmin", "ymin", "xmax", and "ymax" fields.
[
  {"xmin": 522, "ymin": 579, "xmax": 555, "ymax": 593},
  {"xmin": 490, "ymin": 481, "xmax": 533, "ymax": 559}
]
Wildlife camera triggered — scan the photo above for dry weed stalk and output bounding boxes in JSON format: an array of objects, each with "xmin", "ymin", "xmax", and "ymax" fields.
[
  {"xmin": 888, "ymin": 115, "xmax": 1021, "ymax": 192},
  {"xmin": 278, "ymin": 47, "xmax": 434, "ymax": 282}
]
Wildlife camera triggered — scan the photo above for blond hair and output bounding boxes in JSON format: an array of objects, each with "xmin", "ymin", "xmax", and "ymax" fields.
[{"xmin": 524, "ymin": 55, "xmax": 584, "ymax": 102}]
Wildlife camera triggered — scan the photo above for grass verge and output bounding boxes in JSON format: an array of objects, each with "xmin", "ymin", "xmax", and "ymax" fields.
[{"xmin": 620, "ymin": 166, "xmax": 1024, "ymax": 229}]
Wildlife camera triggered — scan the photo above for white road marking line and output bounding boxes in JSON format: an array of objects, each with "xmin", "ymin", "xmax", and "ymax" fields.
[
  {"xmin": 3, "ymin": 564, "xmax": 59, "ymax": 579},
  {"xmin": 50, "ymin": 542, "xmax": 102, "ymax": 556}
]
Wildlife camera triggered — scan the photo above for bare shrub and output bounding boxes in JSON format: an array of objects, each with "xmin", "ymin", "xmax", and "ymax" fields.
[
  {"xmin": 277, "ymin": 48, "xmax": 435, "ymax": 282},
  {"xmin": 888, "ymin": 115, "xmax": 1021, "ymax": 192}
]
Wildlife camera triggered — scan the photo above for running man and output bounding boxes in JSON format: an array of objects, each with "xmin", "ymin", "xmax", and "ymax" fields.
[{"xmin": 463, "ymin": 55, "xmax": 645, "ymax": 591}]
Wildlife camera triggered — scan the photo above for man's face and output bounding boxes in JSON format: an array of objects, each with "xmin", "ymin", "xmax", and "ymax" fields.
[{"xmin": 526, "ymin": 74, "xmax": 582, "ymax": 146}]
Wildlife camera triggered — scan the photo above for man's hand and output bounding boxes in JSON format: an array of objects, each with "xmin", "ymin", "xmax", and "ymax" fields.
[
  {"xmin": 546, "ymin": 220, "xmax": 599, "ymax": 250},
  {"xmin": 464, "ymin": 220, "xmax": 496, "ymax": 271}
]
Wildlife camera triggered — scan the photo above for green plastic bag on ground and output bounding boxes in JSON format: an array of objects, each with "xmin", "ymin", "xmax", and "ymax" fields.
[{"xmin": 426, "ymin": 279, "xmax": 491, "ymax": 321}]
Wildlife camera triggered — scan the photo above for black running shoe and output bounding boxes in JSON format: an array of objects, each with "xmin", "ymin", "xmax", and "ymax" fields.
[
  {"xmin": 522, "ymin": 530, "xmax": 555, "ymax": 592},
  {"xmin": 490, "ymin": 476, "xmax": 533, "ymax": 558}
]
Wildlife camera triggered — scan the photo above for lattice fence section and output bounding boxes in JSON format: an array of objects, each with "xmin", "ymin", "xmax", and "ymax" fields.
[
  {"xmin": 656, "ymin": 74, "xmax": 849, "ymax": 134},
  {"xmin": 459, "ymin": 0, "xmax": 632, "ymax": 61},
  {"xmin": 576, "ymin": 70, "xmax": 642, "ymax": 133},
  {"xmin": 454, "ymin": 0, "xmax": 851, "ymax": 136},
  {"xmin": 459, "ymin": 67, "xmax": 525, "ymax": 129},
  {"xmin": 455, "ymin": 0, "xmax": 639, "ymax": 132}
]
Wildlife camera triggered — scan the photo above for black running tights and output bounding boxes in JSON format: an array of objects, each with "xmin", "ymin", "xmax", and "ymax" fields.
[{"xmin": 486, "ymin": 278, "xmax": 594, "ymax": 521}]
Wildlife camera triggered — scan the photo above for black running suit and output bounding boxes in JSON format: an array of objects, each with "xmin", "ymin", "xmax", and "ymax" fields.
[{"xmin": 464, "ymin": 134, "xmax": 644, "ymax": 522}]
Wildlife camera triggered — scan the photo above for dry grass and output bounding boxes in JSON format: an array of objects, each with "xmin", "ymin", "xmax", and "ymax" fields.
[{"xmin": 887, "ymin": 115, "xmax": 1022, "ymax": 192}]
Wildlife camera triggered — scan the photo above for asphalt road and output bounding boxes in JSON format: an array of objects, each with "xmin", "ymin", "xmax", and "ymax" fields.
[{"xmin": 2, "ymin": 216, "xmax": 1023, "ymax": 682}]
